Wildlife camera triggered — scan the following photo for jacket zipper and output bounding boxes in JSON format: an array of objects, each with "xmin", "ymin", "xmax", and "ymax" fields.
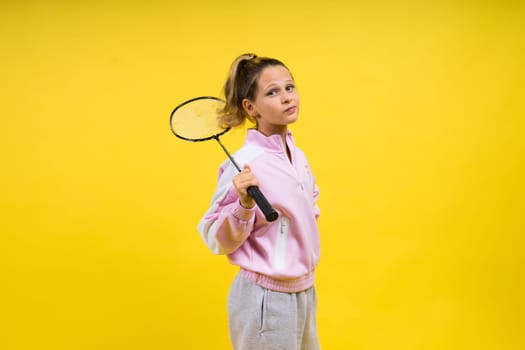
[{"xmin": 281, "ymin": 137, "xmax": 305, "ymax": 191}]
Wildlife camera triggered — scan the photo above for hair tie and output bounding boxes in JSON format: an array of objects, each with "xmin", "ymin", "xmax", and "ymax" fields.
[{"xmin": 240, "ymin": 53, "xmax": 257, "ymax": 66}]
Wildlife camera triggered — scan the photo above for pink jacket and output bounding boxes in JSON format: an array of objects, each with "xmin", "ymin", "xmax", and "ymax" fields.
[{"xmin": 198, "ymin": 129, "xmax": 320, "ymax": 292}]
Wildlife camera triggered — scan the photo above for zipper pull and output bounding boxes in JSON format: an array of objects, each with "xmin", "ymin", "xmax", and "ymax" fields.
[{"xmin": 280, "ymin": 217, "xmax": 287, "ymax": 234}]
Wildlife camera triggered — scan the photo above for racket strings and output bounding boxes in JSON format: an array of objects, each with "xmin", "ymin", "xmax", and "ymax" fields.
[{"xmin": 171, "ymin": 98, "xmax": 225, "ymax": 140}]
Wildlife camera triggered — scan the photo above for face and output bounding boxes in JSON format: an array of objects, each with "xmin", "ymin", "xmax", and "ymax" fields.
[{"xmin": 242, "ymin": 65, "xmax": 299, "ymax": 136}]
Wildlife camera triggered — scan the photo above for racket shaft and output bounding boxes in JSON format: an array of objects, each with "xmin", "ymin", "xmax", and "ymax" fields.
[{"xmin": 247, "ymin": 186, "xmax": 279, "ymax": 222}]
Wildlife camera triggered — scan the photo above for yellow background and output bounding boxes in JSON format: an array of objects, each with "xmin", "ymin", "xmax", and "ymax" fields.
[{"xmin": 2, "ymin": 1, "xmax": 524, "ymax": 349}]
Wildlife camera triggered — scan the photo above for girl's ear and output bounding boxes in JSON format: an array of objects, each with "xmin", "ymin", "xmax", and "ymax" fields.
[{"xmin": 242, "ymin": 99, "xmax": 258, "ymax": 117}]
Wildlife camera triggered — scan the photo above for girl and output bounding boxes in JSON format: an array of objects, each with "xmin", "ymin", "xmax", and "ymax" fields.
[{"xmin": 198, "ymin": 53, "xmax": 321, "ymax": 350}]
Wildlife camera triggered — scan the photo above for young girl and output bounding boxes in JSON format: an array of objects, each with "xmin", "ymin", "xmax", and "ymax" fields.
[{"xmin": 198, "ymin": 53, "xmax": 321, "ymax": 350}]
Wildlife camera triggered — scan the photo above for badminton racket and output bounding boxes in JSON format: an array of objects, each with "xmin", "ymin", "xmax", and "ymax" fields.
[{"xmin": 169, "ymin": 96, "xmax": 278, "ymax": 222}]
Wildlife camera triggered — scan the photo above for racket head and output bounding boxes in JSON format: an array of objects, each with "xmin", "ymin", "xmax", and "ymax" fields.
[{"xmin": 169, "ymin": 96, "xmax": 230, "ymax": 142}]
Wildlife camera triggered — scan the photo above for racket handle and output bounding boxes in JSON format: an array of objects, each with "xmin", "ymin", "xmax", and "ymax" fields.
[{"xmin": 247, "ymin": 186, "xmax": 279, "ymax": 222}]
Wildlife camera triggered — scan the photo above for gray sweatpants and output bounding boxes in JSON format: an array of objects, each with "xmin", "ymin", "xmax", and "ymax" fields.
[{"xmin": 227, "ymin": 272, "xmax": 320, "ymax": 350}]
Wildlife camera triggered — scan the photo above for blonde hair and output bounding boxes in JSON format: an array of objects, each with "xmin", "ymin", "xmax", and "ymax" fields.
[{"xmin": 218, "ymin": 53, "xmax": 289, "ymax": 128}]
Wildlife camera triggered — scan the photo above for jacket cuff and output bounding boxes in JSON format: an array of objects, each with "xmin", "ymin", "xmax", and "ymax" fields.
[{"xmin": 233, "ymin": 201, "xmax": 256, "ymax": 221}]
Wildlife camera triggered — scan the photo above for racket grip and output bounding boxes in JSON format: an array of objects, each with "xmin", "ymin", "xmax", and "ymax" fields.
[{"xmin": 247, "ymin": 186, "xmax": 279, "ymax": 222}]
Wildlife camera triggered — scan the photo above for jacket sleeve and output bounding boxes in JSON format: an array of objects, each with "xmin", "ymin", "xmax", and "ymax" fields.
[
  {"xmin": 306, "ymin": 157, "xmax": 321, "ymax": 220},
  {"xmin": 313, "ymin": 182, "xmax": 321, "ymax": 220},
  {"xmin": 197, "ymin": 164, "xmax": 256, "ymax": 255}
]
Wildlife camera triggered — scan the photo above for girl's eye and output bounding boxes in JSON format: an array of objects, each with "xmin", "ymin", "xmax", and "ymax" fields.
[
  {"xmin": 266, "ymin": 89, "xmax": 277, "ymax": 96},
  {"xmin": 286, "ymin": 84, "xmax": 295, "ymax": 91}
]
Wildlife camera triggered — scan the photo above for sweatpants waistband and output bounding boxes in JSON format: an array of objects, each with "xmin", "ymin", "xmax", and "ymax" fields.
[{"xmin": 240, "ymin": 268, "xmax": 315, "ymax": 293}]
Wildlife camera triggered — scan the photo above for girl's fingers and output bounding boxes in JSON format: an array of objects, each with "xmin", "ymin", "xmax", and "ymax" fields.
[
  {"xmin": 235, "ymin": 164, "xmax": 259, "ymax": 188},
  {"xmin": 232, "ymin": 164, "xmax": 259, "ymax": 208}
]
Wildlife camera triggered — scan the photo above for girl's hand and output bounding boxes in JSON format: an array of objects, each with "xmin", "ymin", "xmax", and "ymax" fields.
[{"xmin": 232, "ymin": 164, "xmax": 259, "ymax": 209}]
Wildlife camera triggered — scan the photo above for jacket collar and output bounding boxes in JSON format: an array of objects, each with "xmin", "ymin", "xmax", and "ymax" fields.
[{"xmin": 245, "ymin": 129, "xmax": 295, "ymax": 155}]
